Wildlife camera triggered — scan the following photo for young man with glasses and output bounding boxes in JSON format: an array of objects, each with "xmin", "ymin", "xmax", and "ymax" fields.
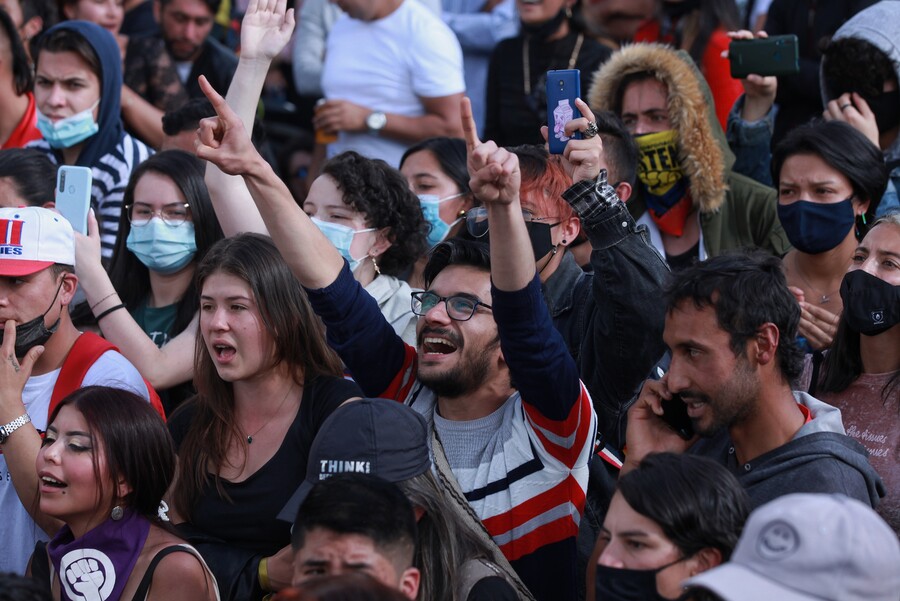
[{"xmin": 196, "ymin": 78, "xmax": 661, "ymax": 597}]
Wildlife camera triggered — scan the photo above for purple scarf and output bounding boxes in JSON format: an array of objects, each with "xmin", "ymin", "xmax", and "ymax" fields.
[{"xmin": 47, "ymin": 508, "xmax": 150, "ymax": 601}]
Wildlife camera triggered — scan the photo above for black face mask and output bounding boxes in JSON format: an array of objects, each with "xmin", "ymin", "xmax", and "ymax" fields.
[
  {"xmin": 527, "ymin": 221, "xmax": 558, "ymax": 261},
  {"xmin": 0, "ymin": 278, "xmax": 64, "ymax": 357},
  {"xmin": 594, "ymin": 561, "xmax": 683, "ymax": 601},
  {"xmin": 520, "ymin": 7, "xmax": 568, "ymax": 42},
  {"xmin": 863, "ymin": 89, "xmax": 900, "ymax": 134},
  {"xmin": 839, "ymin": 269, "xmax": 900, "ymax": 336}
]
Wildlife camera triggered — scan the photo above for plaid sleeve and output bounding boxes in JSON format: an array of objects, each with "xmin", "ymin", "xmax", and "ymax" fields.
[{"xmin": 561, "ymin": 169, "xmax": 620, "ymax": 221}]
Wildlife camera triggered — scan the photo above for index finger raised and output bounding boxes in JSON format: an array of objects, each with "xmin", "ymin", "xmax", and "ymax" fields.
[
  {"xmin": 198, "ymin": 75, "xmax": 232, "ymax": 117},
  {"xmin": 460, "ymin": 96, "xmax": 481, "ymax": 151},
  {"xmin": 575, "ymin": 97, "xmax": 596, "ymax": 125}
]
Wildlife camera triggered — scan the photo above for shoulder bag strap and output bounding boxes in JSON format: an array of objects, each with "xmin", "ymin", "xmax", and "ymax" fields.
[
  {"xmin": 430, "ymin": 427, "xmax": 537, "ymax": 601},
  {"xmin": 132, "ymin": 544, "xmax": 221, "ymax": 601}
]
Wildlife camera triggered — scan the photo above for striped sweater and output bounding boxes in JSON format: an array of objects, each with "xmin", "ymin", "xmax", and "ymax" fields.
[
  {"xmin": 306, "ymin": 267, "xmax": 597, "ymax": 601},
  {"xmin": 29, "ymin": 134, "xmax": 153, "ymax": 259}
]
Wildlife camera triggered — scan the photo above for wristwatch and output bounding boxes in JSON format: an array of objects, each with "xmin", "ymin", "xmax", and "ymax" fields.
[
  {"xmin": 366, "ymin": 111, "xmax": 387, "ymax": 135},
  {"xmin": 0, "ymin": 413, "xmax": 30, "ymax": 444}
]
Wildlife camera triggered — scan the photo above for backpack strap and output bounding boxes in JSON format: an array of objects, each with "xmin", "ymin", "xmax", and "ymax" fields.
[{"xmin": 50, "ymin": 332, "xmax": 166, "ymax": 421}]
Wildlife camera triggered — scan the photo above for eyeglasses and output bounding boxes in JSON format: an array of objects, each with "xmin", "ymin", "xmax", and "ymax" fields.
[
  {"xmin": 126, "ymin": 203, "xmax": 191, "ymax": 227},
  {"xmin": 410, "ymin": 291, "xmax": 492, "ymax": 321},
  {"xmin": 465, "ymin": 207, "xmax": 559, "ymax": 238}
]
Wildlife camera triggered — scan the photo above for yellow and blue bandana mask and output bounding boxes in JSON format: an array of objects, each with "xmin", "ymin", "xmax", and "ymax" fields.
[{"xmin": 635, "ymin": 129, "xmax": 692, "ymax": 237}]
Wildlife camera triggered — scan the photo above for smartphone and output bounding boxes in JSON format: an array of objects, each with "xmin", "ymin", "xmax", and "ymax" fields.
[
  {"xmin": 660, "ymin": 393, "xmax": 695, "ymax": 440},
  {"xmin": 546, "ymin": 69, "xmax": 581, "ymax": 155},
  {"xmin": 55, "ymin": 166, "xmax": 92, "ymax": 235},
  {"xmin": 729, "ymin": 35, "xmax": 799, "ymax": 79}
]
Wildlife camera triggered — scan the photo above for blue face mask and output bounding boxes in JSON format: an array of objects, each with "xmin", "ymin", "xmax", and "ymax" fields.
[
  {"xmin": 36, "ymin": 101, "xmax": 100, "ymax": 149},
  {"xmin": 311, "ymin": 217, "xmax": 376, "ymax": 273},
  {"xmin": 126, "ymin": 218, "xmax": 197, "ymax": 275},
  {"xmin": 777, "ymin": 197, "xmax": 857, "ymax": 254},
  {"xmin": 419, "ymin": 193, "xmax": 465, "ymax": 248}
]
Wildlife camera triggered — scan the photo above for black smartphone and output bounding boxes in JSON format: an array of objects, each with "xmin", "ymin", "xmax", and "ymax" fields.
[
  {"xmin": 728, "ymin": 35, "xmax": 799, "ymax": 79},
  {"xmin": 660, "ymin": 394, "xmax": 694, "ymax": 440},
  {"xmin": 546, "ymin": 69, "xmax": 581, "ymax": 155}
]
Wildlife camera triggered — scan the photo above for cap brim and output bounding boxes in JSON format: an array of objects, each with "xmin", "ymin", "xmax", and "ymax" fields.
[
  {"xmin": 0, "ymin": 259, "xmax": 53, "ymax": 277},
  {"xmin": 277, "ymin": 480, "xmax": 314, "ymax": 523},
  {"xmin": 685, "ymin": 563, "xmax": 823, "ymax": 601}
]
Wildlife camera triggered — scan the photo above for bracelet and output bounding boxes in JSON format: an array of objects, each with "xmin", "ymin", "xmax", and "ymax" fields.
[
  {"xmin": 95, "ymin": 303, "xmax": 126, "ymax": 321},
  {"xmin": 89, "ymin": 291, "xmax": 118, "ymax": 311},
  {"xmin": 258, "ymin": 557, "xmax": 271, "ymax": 591}
]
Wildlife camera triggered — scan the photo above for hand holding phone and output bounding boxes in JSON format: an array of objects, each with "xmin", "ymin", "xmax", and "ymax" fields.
[
  {"xmin": 660, "ymin": 393, "xmax": 695, "ymax": 440},
  {"xmin": 728, "ymin": 34, "xmax": 799, "ymax": 79},
  {"xmin": 55, "ymin": 166, "xmax": 92, "ymax": 235},
  {"xmin": 546, "ymin": 69, "xmax": 581, "ymax": 154}
]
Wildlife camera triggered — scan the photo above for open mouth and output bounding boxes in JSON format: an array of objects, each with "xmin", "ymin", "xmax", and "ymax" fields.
[
  {"xmin": 41, "ymin": 475, "xmax": 66, "ymax": 489},
  {"xmin": 422, "ymin": 336, "xmax": 458, "ymax": 355},
  {"xmin": 213, "ymin": 344, "xmax": 236, "ymax": 361}
]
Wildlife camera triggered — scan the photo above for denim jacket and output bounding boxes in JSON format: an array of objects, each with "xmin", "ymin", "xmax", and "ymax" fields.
[{"xmin": 543, "ymin": 171, "xmax": 669, "ymax": 450}]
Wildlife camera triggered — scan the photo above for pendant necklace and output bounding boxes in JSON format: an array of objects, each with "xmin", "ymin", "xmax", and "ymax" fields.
[
  {"xmin": 522, "ymin": 32, "xmax": 583, "ymax": 96},
  {"xmin": 791, "ymin": 254, "xmax": 840, "ymax": 305},
  {"xmin": 244, "ymin": 382, "xmax": 295, "ymax": 444}
]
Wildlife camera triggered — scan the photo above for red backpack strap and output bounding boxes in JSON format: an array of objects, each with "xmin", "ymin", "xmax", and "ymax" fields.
[{"xmin": 50, "ymin": 332, "xmax": 167, "ymax": 421}]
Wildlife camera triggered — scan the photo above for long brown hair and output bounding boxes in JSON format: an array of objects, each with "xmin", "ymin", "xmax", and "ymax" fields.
[{"xmin": 173, "ymin": 233, "xmax": 343, "ymax": 518}]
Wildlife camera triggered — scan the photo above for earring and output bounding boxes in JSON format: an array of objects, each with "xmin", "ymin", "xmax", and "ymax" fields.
[
  {"xmin": 564, "ymin": 5, "xmax": 572, "ymax": 18},
  {"xmin": 111, "ymin": 505, "xmax": 124, "ymax": 521},
  {"xmin": 861, "ymin": 213, "xmax": 867, "ymax": 225},
  {"xmin": 371, "ymin": 255, "xmax": 380, "ymax": 275},
  {"xmin": 562, "ymin": 239, "xmax": 567, "ymax": 245}
]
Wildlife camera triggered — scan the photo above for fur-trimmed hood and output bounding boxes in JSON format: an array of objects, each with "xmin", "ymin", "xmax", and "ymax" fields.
[{"xmin": 587, "ymin": 43, "xmax": 734, "ymax": 214}]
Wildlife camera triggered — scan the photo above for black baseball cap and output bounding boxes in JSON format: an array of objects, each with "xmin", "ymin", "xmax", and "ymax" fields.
[{"xmin": 277, "ymin": 398, "xmax": 431, "ymax": 523}]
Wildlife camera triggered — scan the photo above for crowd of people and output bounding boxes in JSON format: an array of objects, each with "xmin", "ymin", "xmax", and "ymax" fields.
[{"xmin": 0, "ymin": 0, "xmax": 897, "ymax": 600}]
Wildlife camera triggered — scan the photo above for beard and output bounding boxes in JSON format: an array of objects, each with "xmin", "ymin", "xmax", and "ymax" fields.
[
  {"xmin": 418, "ymin": 332, "xmax": 500, "ymax": 399},
  {"xmin": 688, "ymin": 355, "xmax": 760, "ymax": 437}
]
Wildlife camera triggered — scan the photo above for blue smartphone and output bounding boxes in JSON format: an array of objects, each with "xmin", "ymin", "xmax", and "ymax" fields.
[
  {"xmin": 55, "ymin": 166, "xmax": 93, "ymax": 235},
  {"xmin": 546, "ymin": 69, "xmax": 581, "ymax": 154}
]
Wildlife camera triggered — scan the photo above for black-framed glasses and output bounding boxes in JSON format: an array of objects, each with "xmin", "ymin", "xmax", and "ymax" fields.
[
  {"xmin": 410, "ymin": 291, "xmax": 492, "ymax": 321},
  {"xmin": 126, "ymin": 202, "xmax": 191, "ymax": 227},
  {"xmin": 465, "ymin": 207, "xmax": 559, "ymax": 238}
]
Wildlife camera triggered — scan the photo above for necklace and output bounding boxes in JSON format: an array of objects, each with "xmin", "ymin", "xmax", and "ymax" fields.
[
  {"xmin": 522, "ymin": 32, "xmax": 584, "ymax": 96},
  {"xmin": 242, "ymin": 382, "xmax": 295, "ymax": 445},
  {"xmin": 790, "ymin": 253, "xmax": 841, "ymax": 305}
]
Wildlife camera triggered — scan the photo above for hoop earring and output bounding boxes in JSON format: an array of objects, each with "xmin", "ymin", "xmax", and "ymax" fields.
[
  {"xmin": 111, "ymin": 505, "xmax": 124, "ymax": 521},
  {"xmin": 371, "ymin": 255, "xmax": 380, "ymax": 275}
]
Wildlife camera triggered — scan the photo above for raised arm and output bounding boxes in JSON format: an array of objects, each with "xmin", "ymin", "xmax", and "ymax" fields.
[
  {"xmin": 462, "ymin": 97, "xmax": 532, "ymax": 291},
  {"xmin": 195, "ymin": 78, "xmax": 407, "ymax": 394},
  {"xmin": 74, "ymin": 212, "xmax": 194, "ymax": 389},
  {"xmin": 203, "ymin": 0, "xmax": 295, "ymax": 237}
]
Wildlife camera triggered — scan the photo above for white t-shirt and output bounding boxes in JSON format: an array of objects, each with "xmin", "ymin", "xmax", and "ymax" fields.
[
  {"xmin": 321, "ymin": 0, "xmax": 465, "ymax": 167},
  {"xmin": 0, "ymin": 350, "xmax": 149, "ymax": 574}
]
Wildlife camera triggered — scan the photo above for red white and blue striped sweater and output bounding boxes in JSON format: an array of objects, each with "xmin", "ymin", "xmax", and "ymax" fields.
[{"xmin": 305, "ymin": 267, "xmax": 597, "ymax": 601}]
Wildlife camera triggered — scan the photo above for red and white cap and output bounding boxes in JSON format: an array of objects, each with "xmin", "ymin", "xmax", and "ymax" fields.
[{"xmin": 0, "ymin": 207, "xmax": 75, "ymax": 276}]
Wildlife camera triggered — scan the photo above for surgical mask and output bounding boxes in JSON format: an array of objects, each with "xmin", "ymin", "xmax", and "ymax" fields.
[
  {"xmin": 36, "ymin": 101, "xmax": 100, "ymax": 149},
  {"xmin": 777, "ymin": 197, "xmax": 855, "ymax": 254},
  {"xmin": 594, "ymin": 560, "xmax": 685, "ymax": 601},
  {"xmin": 635, "ymin": 130, "xmax": 692, "ymax": 237},
  {"xmin": 311, "ymin": 217, "xmax": 376, "ymax": 273},
  {"xmin": 419, "ymin": 193, "xmax": 465, "ymax": 248},
  {"xmin": 839, "ymin": 269, "xmax": 900, "ymax": 336},
  {"xmin": 0, "ymin": 278, "xmax": 63, "ymax": 357},
  {"xmin": 126, "ymin": 218, "xmax": 197, "ymax": 275}
]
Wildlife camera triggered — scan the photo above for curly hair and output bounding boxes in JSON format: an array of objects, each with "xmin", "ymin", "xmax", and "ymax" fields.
[
  {"xmin": 322, "ymin": 151, "xmax": 427, "ymax": 276},
  {"xmin": 822, "ymin": 37, "xmax": 897, "ymax": 99}
]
